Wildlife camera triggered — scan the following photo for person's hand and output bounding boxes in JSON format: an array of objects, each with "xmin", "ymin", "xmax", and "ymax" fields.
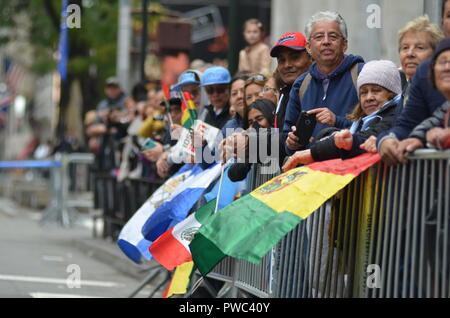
[
  {"xmin": 437, "ymin": 128, "xmax": 450, "ymax": 149},
  {"xmin": 170, "ymin": 124, "xmax": 183, "ymax": 140},
  {"xmin": 307, "ymin": 108, "xmax": 336, "ymax": 126},
  {"xmin": 220, "ymin": 132, "xmax": 248, "ymax": 164},
  {"xmin": 396, "ymin": 138, "xmax": 424, "ymax": 164},
  {"xmin": 426, "ymin": 127, "xmax": 450, "ymax": 150},
  {"xmin": 286, "ymin": 126, "xmax": 301, "ymax": 150},
  {"xmin": 142, "ymin": 142, "xmax": 163, "ymax": 162},
  {"xmin": 334, "ymin": 129, "xmax": 353, "ymax": 151},
  {"xmin": 282, "ymin": 150, "xmax": 314, "ymax": 172},
  {"xmin": 220, "ymin": 135, "xmax": 236, "ymax": 163},
  {"xmin": 379, "ymin": 137, "xmax": 423, "ymax": 165},
  {"xmin": 156, "ymin": 152, "xmax": 170, "ymax": 178},
  {"xmin": 360, "ymin": 136, "xmax": 377, "ymax": 153},
  {"xmin": 378, "ymin": 138, "xmax": 401, "ymax": 165}
]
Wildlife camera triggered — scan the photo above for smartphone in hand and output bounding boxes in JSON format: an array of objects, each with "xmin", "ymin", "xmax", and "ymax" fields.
[{"xmin": 294, "ymin": 111, "xmax": 316, "ymax": 147}]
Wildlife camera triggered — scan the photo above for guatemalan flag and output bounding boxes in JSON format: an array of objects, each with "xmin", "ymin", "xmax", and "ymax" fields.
[
  {"xmin": 141, "ymin": 163, "xmax": 223, "ymax": 242},
  {"xmin": 117, "ymin": 164, "xmax": 195, "ymax": 264}
]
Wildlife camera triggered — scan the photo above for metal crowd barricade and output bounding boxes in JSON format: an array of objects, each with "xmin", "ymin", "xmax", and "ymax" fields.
[
  {"xmin": 200, "ymin": 149, "xmax": 449, "ymax": 298},
  {"xmin": 39, "ymin": 153, "xmax": 95, "ymax": 227},
  {"xmin": 0, "ymin": 153, "xmax": 95, "ymax": 227},
  {"xmin": 232, "ymin": 163, "xmax": 280, "ymax": 298},
  {"xmin": 362, "ymin": 149, "xmax": 450, "ymax": 298},
  {"xmin": 270, "ymin": 149, "xmax": 450, "ymax": 298},
  {"xmin": 92, "ymin": 169, "xmax": 163, "ymax": 240}
]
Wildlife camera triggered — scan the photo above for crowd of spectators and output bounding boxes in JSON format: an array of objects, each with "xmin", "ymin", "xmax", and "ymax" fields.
[{"xmin": 85, "ymin": 7, "xmax": 450, "ymax": 196}]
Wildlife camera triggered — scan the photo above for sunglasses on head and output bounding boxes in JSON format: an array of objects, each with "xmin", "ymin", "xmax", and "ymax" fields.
[
  {"xmin": 205, "ymin": 85, "xmax": 228, "ymax": 95},
  {"xmin": 245, "ymin": 74, "xmax": 267, "ymax": 86}
]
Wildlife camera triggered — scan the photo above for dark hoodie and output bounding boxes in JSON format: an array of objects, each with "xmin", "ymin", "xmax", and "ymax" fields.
[{"xmin": 282, "ymin": 54, "xmax": 365, "ymax": 155}]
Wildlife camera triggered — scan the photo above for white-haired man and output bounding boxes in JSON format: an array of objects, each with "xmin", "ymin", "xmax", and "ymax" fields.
[{"xmin": 283, "ymin": 11, "xmax": 365, "ymax": 157}]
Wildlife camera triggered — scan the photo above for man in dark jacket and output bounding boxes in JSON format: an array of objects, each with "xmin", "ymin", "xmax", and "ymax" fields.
[
  {"xmin": 220, "ymin": 32, "xmax": 312, "ymax": 167},
  {"xmin": 270, "ymin": 32, "xmax": 313, "ymax": 131},
  {"xmin": 283, "ymin": 11, "xmax": 364, "ymax": 156}
]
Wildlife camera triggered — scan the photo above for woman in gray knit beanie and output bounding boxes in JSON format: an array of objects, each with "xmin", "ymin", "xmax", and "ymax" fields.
[
  {"xmin": 283, "ymin": 59, "xmax": 402, "ymax": 170},
  {"xmin": 351, "ymin": 59, "xmax": 402, "ymax": 119}
]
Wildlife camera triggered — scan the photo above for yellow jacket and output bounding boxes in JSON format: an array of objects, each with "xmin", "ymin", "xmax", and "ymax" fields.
[{"xmin": 138, "ymin": 111, "xmax": 165, "ymax": 138}]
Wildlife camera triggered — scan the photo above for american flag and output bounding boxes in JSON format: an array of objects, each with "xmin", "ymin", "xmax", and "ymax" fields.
[
  {"xmin": 4, "ymin": 58, "xmax": 25, "ymax": 94},
  {"xmin": 0, "ymin": 58, "xmax": 25, "ymax": 126}
]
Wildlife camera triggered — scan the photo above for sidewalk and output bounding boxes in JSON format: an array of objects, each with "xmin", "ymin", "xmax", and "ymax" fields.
[{"xmin": 0, "ymin": 197, "xmax": 168, "ymax": 298}]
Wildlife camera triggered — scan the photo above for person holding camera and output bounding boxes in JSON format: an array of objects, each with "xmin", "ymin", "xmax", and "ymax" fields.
[{"xmin": 282, "ymin": 60, "xmax": 402, "ymax": 171}]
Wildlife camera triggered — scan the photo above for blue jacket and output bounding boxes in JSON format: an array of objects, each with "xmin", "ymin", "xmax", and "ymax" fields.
[
  {"xmin": 377, "ymin": 58, "xmax": 446, "ymax": 144},
  {"xmin": 221, "ymin": 114, "xmax": 244, "ymax": 138},
  {"xmin": 283, "ymin": 54, "xmax": 365, "ymax": 155}
]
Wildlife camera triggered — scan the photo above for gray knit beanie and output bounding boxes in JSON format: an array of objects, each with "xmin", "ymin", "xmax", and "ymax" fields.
[{"xmin": 357, "ymin": 60, "xmax": 402, "ymax": 96}]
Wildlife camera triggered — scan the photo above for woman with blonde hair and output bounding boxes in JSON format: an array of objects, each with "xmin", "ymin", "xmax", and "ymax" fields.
[{"xmin": 398, "ymin": 15, "xmax": 444, "ymax": 94}]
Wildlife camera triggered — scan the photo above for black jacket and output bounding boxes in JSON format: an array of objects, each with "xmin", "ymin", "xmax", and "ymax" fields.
[
  {"xmin": 203, "ymin": 104, "xmax": 231, "ymax": 130},
  {"xmin": 275, "ymin": 85, "xmax": 292, "ymax": 130},
  {"xmin": 311, "ymin": 97, "xmax": 401, "ymax": 162}
]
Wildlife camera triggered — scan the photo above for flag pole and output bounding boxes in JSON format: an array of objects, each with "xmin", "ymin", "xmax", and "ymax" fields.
[
  {"xmin": 163, "ymin": 97, "xmax": 174, "ymax": 127},
  {"xmin": 214, "ymin": 161, "xmax": 230, "ymax": 214}
]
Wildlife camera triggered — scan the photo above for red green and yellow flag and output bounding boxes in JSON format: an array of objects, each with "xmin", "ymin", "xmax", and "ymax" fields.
[
  {"xmin": 181, "ymin": 91, "xmax": 198, "ymax": 129},
  {"xmin": 190, "ymin": 153, "xmax": 381, "ymax": 276}
]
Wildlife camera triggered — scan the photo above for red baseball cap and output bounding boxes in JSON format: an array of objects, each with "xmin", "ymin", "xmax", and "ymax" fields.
[{"xmin": 270, "ymin": 32, "xmax": 307, "ymax": 57}]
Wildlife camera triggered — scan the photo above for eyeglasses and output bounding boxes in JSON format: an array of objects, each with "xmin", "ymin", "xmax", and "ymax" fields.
[
  {"xmin": 205, "ymin": 85, "xmax": 228, "ymax": 95},
  {"xmin": 436, "ymin": 59, "xmax": 450, "ymax": 69},
  {"xmin": 262, "ymin": 86, "xmax": 278, "ymax": 95},
  {"xmin": 310, "ymin": 32, "xmax": 343, "ymax": 43}
]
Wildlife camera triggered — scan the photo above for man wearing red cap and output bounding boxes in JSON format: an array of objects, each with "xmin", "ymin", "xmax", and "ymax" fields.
[
  {"xmin": 270, "ymin": 32, "xmax": 313, "ymax": 131},
  {"xmin": 221, "ymin": 31, "xmax": 312, "ymax": 167}
]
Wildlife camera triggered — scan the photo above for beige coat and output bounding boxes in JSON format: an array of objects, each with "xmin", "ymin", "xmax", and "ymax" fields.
[{"xmin": 238, "ymin": 42, "xmax": 272, "ymax": 75}]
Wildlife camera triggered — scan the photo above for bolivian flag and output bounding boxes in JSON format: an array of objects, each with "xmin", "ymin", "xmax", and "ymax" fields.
[
  {"xmin": 190, "ymin": 153, "xmax": 381, "ymax": 276},
  {"xmin": 181, "ymin": 91, "xmax": 197, "ymax": 129}
]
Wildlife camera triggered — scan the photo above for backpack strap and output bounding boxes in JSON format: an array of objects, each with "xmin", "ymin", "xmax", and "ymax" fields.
[
  {"xmin": 298, "ymin": 62, "xmax": 361, "ymax": 104},
  {"xmin": 350, "ymin": 62, "xmax": 360, "ymax": 89},
  {"xmin": 298, "ymin": 73, "xmax": 312, "ymax": 103}
]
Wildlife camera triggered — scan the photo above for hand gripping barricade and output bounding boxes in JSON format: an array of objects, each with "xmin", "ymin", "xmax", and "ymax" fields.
[{"xmin": 184, "ymin": 149, "xmax": 450, "ymax": 298}]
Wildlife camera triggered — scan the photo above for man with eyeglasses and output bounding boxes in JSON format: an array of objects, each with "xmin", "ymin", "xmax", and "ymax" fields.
[
  {"xmin": 220, "ymin": 32, "xmax": 312, "ymax": 167},
  {"xmin": 283, "ymin": 11, "xmax": 365, "ymax": 157}
]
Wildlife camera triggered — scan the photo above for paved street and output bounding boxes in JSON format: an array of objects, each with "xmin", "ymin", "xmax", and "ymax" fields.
[{"xmin": 0, "ymin": 199, "xmax": 162, "ymax": 298}]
